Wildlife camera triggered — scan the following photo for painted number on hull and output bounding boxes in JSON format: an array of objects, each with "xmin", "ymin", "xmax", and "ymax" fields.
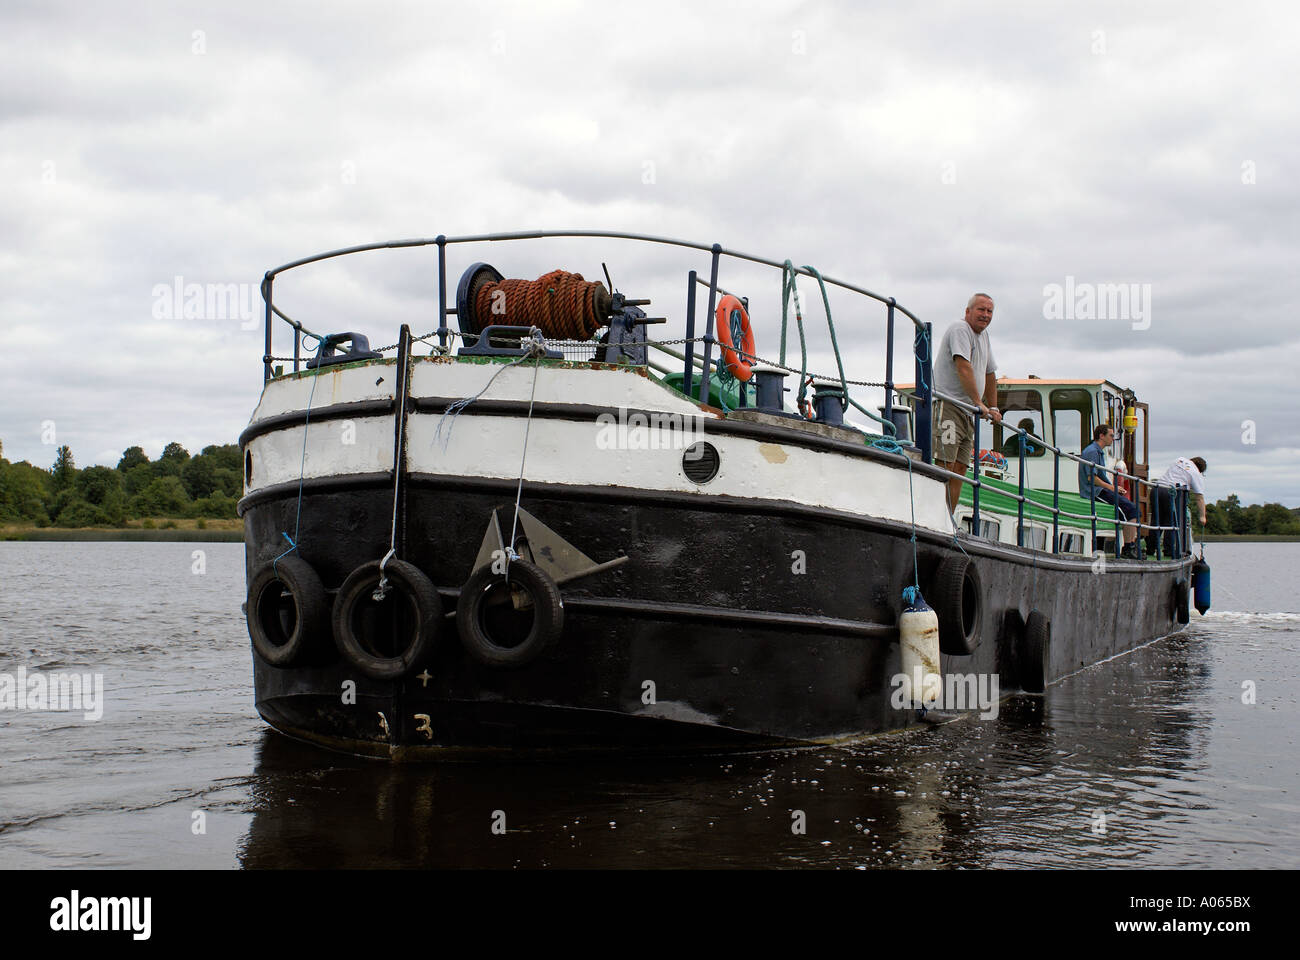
[{"xmin": 414, "ymin": 714, "xmax": 433, "ymax": 740}]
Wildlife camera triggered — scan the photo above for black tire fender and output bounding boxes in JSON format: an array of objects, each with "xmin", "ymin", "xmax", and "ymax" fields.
[
  {"xmin": 457, "ymin": 558, "xmax": 564, "ymax": 668},
  {"xmin": 931, "ymin": 554, "xmax": 983, "ymax": 655},
  {"xmin": 1174, "ymin": 578, "xmax": 1190, "ymax": 625},
  {"xmin": 1019, "ymin": 610, "xmax": 1051, "ymax": 694},
  {"xmin": 247, "ymin": 555, "xmax": 331, "ymax": 668},
  {"xmin": 332, "ymin": 559, "xmax": 443, "ymax": 681}
]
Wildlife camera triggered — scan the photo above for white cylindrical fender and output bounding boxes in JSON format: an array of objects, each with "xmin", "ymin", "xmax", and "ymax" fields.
[{"xmin": 899, "ymin": 603, "xmax": 942, "ymax": 707}]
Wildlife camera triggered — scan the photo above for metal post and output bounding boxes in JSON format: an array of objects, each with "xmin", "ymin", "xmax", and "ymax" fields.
[
  {"xmin": 737, "ymin": 295, "xmax": 749, "ymax": 408},
  {"xmin": 699, "ymin": 245, "xmax": 721, "ymax": 406},
  {"xmin": 263, "ymin": 274, "xmax": 273, "ymax": 382},
  {"xmin": 1018, "ymin": 429, "xmax": 1026, "ymax": 546},
  {"xmin": 293, "ymin": 325, "xmax": 300, "ymax": 373},
  {"xmin": 1135, "ymin": 476, "xmax": 1144, "ymax": 555},
  {"xmin": 1145, "ymin": 479, "xmax": 1154, "ymax": 555},
  {"xmin": 1052, "ymin": 449, "xmax": 1060, "ymax": 554},
  {"xmin": 972, "ymin": 414, "xmax": 981, "ymax": 536},
  {"xmin": 392, "ymin": 325, "xmax": 412, "ymax": 559},
  {"xmin": 1159, "ymin": 478, "xmax": 1170, "ymax": 561},
  {"xmin": 1114, "ymin": 478, "xmax": 1123, "ymax": 560},
  {"xmin": 1179, "ymin": 486, "xmax": 1188, "ymax": 558},
  {"xmin": 1173, "ymin": 486, "xmax": 1181, "ymax": 558},
  {"xmin": 683, "ymin": 270, "xmax": 697, "ymax": 401},
  {"xmin": 914, "ymin": 322, "xmax": 933, "ymax": 464},
  {"xmin": 884, "ymin": 299, "xmax": 895, "ymax": 429},
  {"xmin": 1090, "ymin": 475, "xmax": 1098, "ymax": 556},
  {"xmin": 437, "ymin": 235, "xmax": 448, "ymax": 351}
]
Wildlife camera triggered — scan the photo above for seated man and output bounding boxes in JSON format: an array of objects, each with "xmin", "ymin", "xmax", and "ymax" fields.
[
  {"xmin": 1078, "ymin": 424, "xmax": 1141, "ymax": 558},
  {"xmin": 1149, "ymin": 456, "xmax": 1207, "ymax": 558},
  {"xmin": 1000, "ymin": 417, "xmax": 1040, "ymax": 458}
]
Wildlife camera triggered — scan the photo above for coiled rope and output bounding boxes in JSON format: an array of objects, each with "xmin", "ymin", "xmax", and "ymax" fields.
[{"xmin": 473, "ymin": 270, "xmax": 607, "ymax": 341}]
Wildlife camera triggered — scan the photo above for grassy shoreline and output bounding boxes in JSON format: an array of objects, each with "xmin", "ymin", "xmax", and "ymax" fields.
[
  {"xmin": 3, "ymin": 523, "xmax": 1293, "ymax": 545},
  {"xmin": 1, "ymin": 518, "xmax": 243, "ymax": 542}
]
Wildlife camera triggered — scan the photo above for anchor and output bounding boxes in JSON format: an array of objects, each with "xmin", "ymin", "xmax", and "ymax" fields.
[{"xmin": 470, "ymin": 507, "xmax": 629, "ymax": 595}]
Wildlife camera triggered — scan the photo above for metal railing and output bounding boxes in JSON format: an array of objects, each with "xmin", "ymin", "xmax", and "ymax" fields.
[
  {"xmin": 258, "ymin": 230, "xmax": 1191, "ymax": 563},
  {"xmin": 260, "ymin": 231, "xmax": 925, "ymax": 390},
  {"xmin": 903, "ymin": 387, "xmax": 1191, "ymax": 560}
]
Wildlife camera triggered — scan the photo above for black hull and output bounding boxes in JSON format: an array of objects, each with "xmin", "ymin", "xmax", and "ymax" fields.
[{"xmin": 242, "ymin": 475, "xmax": 1191, "ymax": 759}]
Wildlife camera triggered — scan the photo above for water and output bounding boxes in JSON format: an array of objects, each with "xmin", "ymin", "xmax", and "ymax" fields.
[{"xmin": 1, "ymin": 541, "xmax": 1296, "ymax": 868}]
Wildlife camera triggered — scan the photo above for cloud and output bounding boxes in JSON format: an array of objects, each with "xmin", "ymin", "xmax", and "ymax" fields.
[{"xmin": 1, "ymin": 0, "xmax": 1297, "ymax": 505}]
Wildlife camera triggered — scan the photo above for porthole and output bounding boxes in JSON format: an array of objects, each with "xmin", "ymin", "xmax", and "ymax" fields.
[{"xmin": 682, "ymin": 442, "xmax": 719, "ymax": 484}]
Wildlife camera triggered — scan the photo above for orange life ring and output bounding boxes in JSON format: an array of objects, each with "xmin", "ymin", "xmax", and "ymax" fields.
[{"xmin": 714, "ymin": 295, "xmax": 756, "ymax": 382}]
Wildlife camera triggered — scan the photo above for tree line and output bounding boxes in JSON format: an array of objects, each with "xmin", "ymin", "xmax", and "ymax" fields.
[
  {"xmin": 1202, "ymin": 495, "xmax": 1300, "ymax": 536},
  {"xmin": 0, "ymin": 443, "xmax": 241, "ymax": 527},
  {"xmin": 3, "ymin": 442, "xmax": 1297, "ymax": 534}
]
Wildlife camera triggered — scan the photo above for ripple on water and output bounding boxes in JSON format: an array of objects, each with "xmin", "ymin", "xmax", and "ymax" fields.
[{"xmin": 0, "ymin": 541, "xmax": 1298, "ymax": 867}]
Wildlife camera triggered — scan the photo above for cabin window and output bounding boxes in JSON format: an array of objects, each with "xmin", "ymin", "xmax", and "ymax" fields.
[
  {"xmin": 962, "ymin": 516, "xmax": 1001, "ymax": 540},
  {"xmin": 1101, "ymin": 391, "xmax": 1124, "ymax": 434},
  {"xmin": 1051, "ymin": 389, "xmax": 1094, "ymax": 456},
  {"xmin": 1017, "ymin": 524, "xmax": 1048, "ymax": 550},
  {"xmin": 994, "ymin": 389, "xmax": 1046, "ymax": 459},
  {"xmin": 1132, "ymin": 405, "xmax": 1147, "ymax": 471},
  {"xmin": 1057, "ymin": 531, "xmax": 1084, "ymax": 554}
]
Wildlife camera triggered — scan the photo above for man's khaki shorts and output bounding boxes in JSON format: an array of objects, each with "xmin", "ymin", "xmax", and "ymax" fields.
[{"xmin": 932, "ymin": 400, "xmax": 974, "ymax": 466}]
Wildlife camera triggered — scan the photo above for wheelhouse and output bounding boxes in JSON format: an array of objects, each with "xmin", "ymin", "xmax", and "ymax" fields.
[{"xmin": 897, "ymin": 376, "xmax": 1162, "ymax": 555}]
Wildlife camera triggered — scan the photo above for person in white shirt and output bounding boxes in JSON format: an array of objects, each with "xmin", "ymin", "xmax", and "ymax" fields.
[
  {"xmin": 931, "ymin": 293, "xmax": 1001, "ymax": 513},
  {"xmin": 1151, "ymin": 456, "xmax": 1207, "ymax": 557}
]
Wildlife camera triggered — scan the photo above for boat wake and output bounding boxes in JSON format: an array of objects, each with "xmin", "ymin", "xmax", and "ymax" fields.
[{"xmin": 1197, "ymin": 611, "xmax": 1300, "ymax": 624}]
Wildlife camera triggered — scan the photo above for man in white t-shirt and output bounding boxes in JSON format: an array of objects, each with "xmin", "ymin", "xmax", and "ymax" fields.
[
  {"xmin": 1151, "ymin": 456, "xmax": 1207, "ymax": 557},
  {"xmin": 931, "ymin": 293, "xmax": 1001, "ymax": 513}
]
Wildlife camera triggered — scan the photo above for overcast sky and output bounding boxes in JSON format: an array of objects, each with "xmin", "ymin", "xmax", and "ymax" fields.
[{"xmin": 2, "ymin": 0, "xmax": 1297, "ymax": 505}]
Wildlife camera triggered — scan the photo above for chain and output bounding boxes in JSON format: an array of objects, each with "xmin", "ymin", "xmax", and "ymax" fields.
[
  {"xmin": 268, "ymin": 334, "xmax": 890, "ymax": 389},
  {"xmin": 645, "ymin": 337, "xmax": 889, "ymax": 388}
]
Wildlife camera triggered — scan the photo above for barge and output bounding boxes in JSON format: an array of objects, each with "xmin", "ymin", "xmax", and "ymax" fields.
[{"xmin": 239, "ymin": 231, "xmax": 1202, "ymax": 758}]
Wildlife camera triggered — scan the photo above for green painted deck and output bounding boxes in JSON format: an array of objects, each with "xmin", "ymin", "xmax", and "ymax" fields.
[{"xmin": 959, "ymin": 471, "xmax": 1118, "ymax": 530}]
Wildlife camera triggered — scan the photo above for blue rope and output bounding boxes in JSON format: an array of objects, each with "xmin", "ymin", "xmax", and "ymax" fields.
[
  {"xmin": 914, "ymin": 325, "xmax": 932, "ymax": 392},
  {"xmin": 948, "ymin": 515, "xmax": 971, "ymax": 558},
  {"xmin": 273, "ymin": 344, "xmax": 326, "ymax": 577},
  {"xmin": 433, "ymin": 349, "xmax": 537, "ymax": 451},
  {"xmin": 780, "ymin": 261, "xmax": 810, "ymax": 417},
  {"xmin": 802, "ymin": 264, "xmax": 848, "ymax": 401},
  {"xmin": 869, "ymin": 436, "xmax": 923, "ymax": 596},
  {"xmin": 791, "ymin": 263, "xmax": 896, "ymax": 434},
  {"xmin": 919, "ymin": 324, "xmax": 969, "ymax": 562}
]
